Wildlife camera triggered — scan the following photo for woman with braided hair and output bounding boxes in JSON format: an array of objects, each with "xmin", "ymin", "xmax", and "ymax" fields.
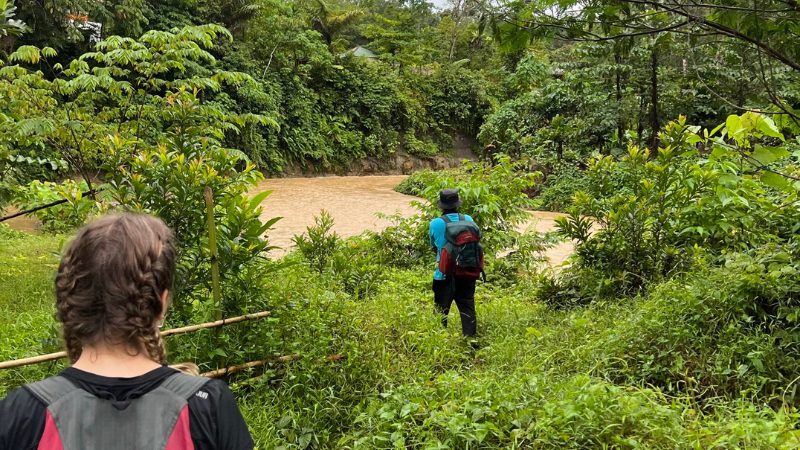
[{"xmin": 0, "ymin": 214, "xmax": 254, "ymax": 450}]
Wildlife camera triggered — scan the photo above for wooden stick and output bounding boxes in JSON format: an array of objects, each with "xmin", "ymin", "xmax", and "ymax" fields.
[
  {"xmin": 201, "ymin": 353, "xmax": 344, "ymax": 379},
  {"xmin": 0, "ymin": 310, "xmax": 272, "ymax": 370},
  {"xmin": 160, "ymin": 311, "xmax": 272, "ymax": 337},
  {"xmin": 201, "ymin": 354, "xmax": 301, "ymax": 378},
  {"xmin": 0, "ymin": 351, "xmax": 67, "ymax": 369}
]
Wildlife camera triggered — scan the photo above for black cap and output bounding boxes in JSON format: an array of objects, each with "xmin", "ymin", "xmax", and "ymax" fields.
[{"xmin": 437, "ymin": 189, "xmax": 462, "ymax": 210}]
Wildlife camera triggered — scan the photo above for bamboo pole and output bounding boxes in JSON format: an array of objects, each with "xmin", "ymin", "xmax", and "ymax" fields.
[
  {"xmin": 201, "ymin": 353, "xmax": 345, "ymax": 379},
  {"xmin": 204, "ymin": 186, "xmax": 222, "ymax": 324},
  {"xmin": 160, "ymin": 311, "xmax": 272, "ymax": 337},
  {"xmin": 201, "ymin": 354, "xmax": 301, "ymax": 378},
  {"xmin": 0, "ymin": 351, "xmax": 67, "ymax": 369},
  {"xmin": 0, "ymin": 310, "xmax": 271, "ymax": 370}
]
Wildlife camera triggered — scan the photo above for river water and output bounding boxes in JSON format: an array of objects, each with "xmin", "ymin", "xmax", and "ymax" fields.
[
  {"xmin": 251, "ymin": 175, "xmax": 418, "ymax": 256},
  {"xmin": 252, "ymin": 175, "xmax": 573, "ymax": 265},
  {"xmin": 5, "ymin": 175, "xmax": 574, "ymax": 265}
]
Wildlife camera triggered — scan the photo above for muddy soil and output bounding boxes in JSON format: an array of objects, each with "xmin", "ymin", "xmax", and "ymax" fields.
[{"xmin": 253, "ymin": 175, "xmax": 574, "ymax": 265}]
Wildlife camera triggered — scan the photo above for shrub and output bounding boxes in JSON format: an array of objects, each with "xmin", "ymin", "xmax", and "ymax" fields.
[
  {"xmin": 331, "ymin": 238, "xmax": 385, "ymax": 299},
  {"xmin": 556, "ymin": 114, "xmax": 800, "ymax": 299},
  {"xmin": 13, "ymin": 179, "xmax": 99, "ymax": 232},
  {"xmin": 534, "ymin": 164, "xmax": 590, "ymax": 212},
  {"xmin": 293, "ymin": 210, "xmax": 340, "ymax": 274},
  {"xmin": 488, "ymin": 230, "xmax": 555, "ymax": 285},
  {"xmin": 103, "ymin": 89, "xmax": 277, "ymax": 322},
  {"xmin": 588, "ymin": 244, "xmax": 800, "ymax": 402},
  {"xmin": 400, "ymin": 155, "xmax": 539, "ymax": 250}
]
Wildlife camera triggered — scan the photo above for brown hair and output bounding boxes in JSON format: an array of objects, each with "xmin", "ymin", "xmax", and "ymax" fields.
[{"xmin": 55, "ymin": 213, "xmax": 177, "ymax": 364}]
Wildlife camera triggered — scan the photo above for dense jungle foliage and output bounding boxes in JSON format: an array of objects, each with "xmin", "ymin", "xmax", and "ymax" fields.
[{"xmin": 2, "ymin": 0, "xmax": 800, "ymax": 448}]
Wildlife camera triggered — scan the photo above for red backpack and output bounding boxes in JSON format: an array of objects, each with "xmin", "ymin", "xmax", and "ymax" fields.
[
  {"xmin": 25, "ymin": 373, "xmax": 209, "ymax": 450},
  {"xmin": 437, "ymin": 214, "xmax": 485, "ymax": 281}
]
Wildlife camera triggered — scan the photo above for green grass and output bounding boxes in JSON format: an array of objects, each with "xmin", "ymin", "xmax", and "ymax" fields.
[
  {"xmin": 0, "ymin": 230, "xmax": 67, "ymax": 394},
  {"xmin": 1, "ymin": 230, "xmax": 799, "ymax": 448}
]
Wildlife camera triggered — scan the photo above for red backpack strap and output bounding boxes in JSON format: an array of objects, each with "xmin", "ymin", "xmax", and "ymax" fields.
[
  {"xmin": 24, "ymin": 376, "xmax": 80, "ymax": 450},
  {"xmin": 159, "ymin": 373, "xmax": 211, "ymax": 450}
]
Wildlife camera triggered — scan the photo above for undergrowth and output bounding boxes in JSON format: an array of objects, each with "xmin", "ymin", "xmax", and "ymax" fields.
[{"xmin": 2, "ymin": 231, "xmax": 799, "ymax": 448}]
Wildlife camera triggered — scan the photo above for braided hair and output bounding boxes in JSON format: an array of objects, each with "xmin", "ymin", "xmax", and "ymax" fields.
[{"xmin": 55, "ymin": 214, "xmax": 177, "ymax": 364}]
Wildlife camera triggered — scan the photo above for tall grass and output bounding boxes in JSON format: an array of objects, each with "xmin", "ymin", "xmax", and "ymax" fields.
[{"xmin": 1, "ymin": 229, "xmax": 798, "ymax": 448}]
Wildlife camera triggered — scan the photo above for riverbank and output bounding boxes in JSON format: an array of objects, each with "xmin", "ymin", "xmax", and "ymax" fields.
[{"xmin": 252, "ymin": 175, "xmax": 575, "ymax": 264}]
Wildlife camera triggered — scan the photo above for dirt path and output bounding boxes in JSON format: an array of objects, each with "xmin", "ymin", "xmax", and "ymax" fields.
[{"xmin": 252, "ymin": 175, "xmax": 573, "ymax": 265}]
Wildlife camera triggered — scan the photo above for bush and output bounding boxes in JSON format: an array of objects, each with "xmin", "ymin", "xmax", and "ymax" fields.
[
  {"xmin": 488, "ymin": 230, "xmax": 555, "ymax": 285},
  {"xmin": 385, "ymin": 157, "xmax": 551, "ymax": 282},
  {"xmin": 398, "ymin": 155, "xmax": 539, "ymax": 250},
  {"xmin": 555, "ymin": 114, "xmax": 800, "ymax": 299},
  {"xmin": 13, "ymin": 180, "xmax": 99, "ymax": 232},
  {"xmin": 103, "ymin": 89, "xmax": 276, "ymax": 322},
  {"xmin": 331, "ymin": 237, "xmax": 385, "ymax": 299},
  {"xmin": 293, "ymin": 210, "xmax": 340, "ymax": 274},
  {"xmin": 534, "ymin": 164, "xmax": 589, "ymax": 212},
  {"xmin": 588, "ymin": 244, "xmax": 800, "ymax": 403}
]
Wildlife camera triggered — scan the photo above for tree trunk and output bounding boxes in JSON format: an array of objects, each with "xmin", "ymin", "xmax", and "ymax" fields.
[
  {"xmin": 648, "ymin": 47, "xmax": 660, "ymax": 151},
  {"xmin": 615, "ymin": 51, "xmax": 624, "ymax": 149},
  {"xmin": 449, "ymin": 0, "xmax": 464, "ymax": 61}
]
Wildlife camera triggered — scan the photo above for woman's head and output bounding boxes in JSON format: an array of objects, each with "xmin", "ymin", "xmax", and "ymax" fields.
[{"xmin": 55, "ymin": 213, "xmax": 177, "ymax": 363}]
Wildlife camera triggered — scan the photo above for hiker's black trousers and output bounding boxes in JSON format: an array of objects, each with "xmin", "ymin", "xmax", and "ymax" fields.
[{"xmin": 433, "ymin": 278, "xmax": 477, "ymax": 337}]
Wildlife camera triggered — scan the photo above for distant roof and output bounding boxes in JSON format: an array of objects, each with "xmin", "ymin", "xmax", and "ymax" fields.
[{"xmin": 343, "ymin": 46, "xmax": 378, "ymax": 59}]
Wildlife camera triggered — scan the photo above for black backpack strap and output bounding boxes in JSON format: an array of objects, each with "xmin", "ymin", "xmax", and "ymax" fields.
[
  {"xmin": 441, "ymin": 214, "xmax": 451, "ymax": 224},
  {"xmin": 458, "ymin": 213, "xmax": 464, "ymax": 221},
  {"xmin": 24, "ymin": 376, "xmax": 79, "ymax": 405},
  {"xmin": 159, "ymin": 372, "xmax": 211, "ymax": 400}
]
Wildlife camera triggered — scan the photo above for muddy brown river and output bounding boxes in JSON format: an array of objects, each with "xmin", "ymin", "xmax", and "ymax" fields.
[
  {"xmin": 5, "ymin": 175, "xmax": 574, "ymax": 265},
  {"xmin": 252, "ymin": 175, "xmax": 573, "ymax": 265}
]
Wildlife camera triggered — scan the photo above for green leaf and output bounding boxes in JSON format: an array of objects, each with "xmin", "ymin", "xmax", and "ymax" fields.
[
  {"xmin": 725, "ymin": 114, "xmax": 742, "ymax": 139},
  {"xmin": 708, "ymin": 122, "xmax": 725, "ymax": 137},
  {"xmin": 248, "ymin": 190, "xmax": 272, "ymax": 210},
  {"xmin": 752, "ymin": 145, "xmax": 790, "ymax": 166},
  {"xmin": 755, "ymin": 115, "xmax": 784, "ymax": 141},
  {"xmin": 8, "ymin": 45, "xmax": 41, "ymax": 64},
  {"xmin": 760, "ymin": 171, "xmax": 792, "ymax": 192},
  {"xmin": 41, "ymin": 47, "xmax": 57, "ymax": 58}
]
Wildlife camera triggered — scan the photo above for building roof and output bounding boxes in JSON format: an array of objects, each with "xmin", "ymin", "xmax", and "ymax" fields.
[{"xmin": 344, "ymin": 46, "xmax": 378, "ymax": 59}]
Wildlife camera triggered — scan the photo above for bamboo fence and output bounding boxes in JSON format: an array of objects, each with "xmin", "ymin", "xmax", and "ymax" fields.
[{"xmin": 0, "ymin": 310, "xmax": 272, "ymax": 370}]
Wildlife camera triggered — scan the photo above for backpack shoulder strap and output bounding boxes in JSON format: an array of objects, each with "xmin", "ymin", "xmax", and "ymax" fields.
[
  {"xmin": 440, "ymin": 214, "xmax": 451, "ymax": 224},
  {"xmin": 24, "ymin": 376, "xmax": 79, "ymax": 405},
  {"xmin": 159, "ymin": 372, "xmax": 211, "ymax": 400},
  {"xmin": 458, "ymin": 214, "xmax": 464, "ymax": 221}
]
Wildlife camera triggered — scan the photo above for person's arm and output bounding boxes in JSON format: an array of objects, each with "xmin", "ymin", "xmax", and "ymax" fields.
[
  {"xmin": 213, "ymin": 382, "xmax": 254, "ymax": 450},
  {"xmin": 188, "ymin": 379, "xmax": 254, "ymax": 450},
  {"xmin": 429, "ymin": 219, "xmax": 437, "ymax": 251},
  {"xmin": 0, "ymin": 388, "xmax": 47, "ymax": 450}
]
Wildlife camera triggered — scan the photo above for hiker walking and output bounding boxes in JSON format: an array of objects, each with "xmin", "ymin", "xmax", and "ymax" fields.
[
  {"xmin": 429, "ymin": 189, "xmax": 485, "ymax": 338},
  {"xmin": 0, "ymin": 214, "xmax": 254, "ymax": 450}
]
